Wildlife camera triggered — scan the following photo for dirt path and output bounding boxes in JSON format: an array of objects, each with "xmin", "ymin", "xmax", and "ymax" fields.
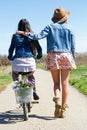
[{"xmin": 0, "ymin": 69, "xmax": 87, "ymax": 130}]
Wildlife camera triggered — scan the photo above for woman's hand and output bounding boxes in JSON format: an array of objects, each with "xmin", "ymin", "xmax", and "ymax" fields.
[{"xmin": 16, "ymin": 31, "xmax": 28, "ymax": 36}]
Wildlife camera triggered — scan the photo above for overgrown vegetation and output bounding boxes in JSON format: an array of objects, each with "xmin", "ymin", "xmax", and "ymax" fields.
[
  {"xmin": 0, "ymin": 54, "xmax": 11, "ymax": 66},
  {"xmin": 0, "ymin": 53, "xmax": 87, "ymax": 95},
  {"xmin": 76, "ymin": 52, "xmax": 87, "ymax": 65}
]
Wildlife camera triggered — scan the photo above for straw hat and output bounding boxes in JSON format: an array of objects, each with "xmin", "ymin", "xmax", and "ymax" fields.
[{"xmin": 52, "ymin": 7, "xmax": 70, "ymax": 23}]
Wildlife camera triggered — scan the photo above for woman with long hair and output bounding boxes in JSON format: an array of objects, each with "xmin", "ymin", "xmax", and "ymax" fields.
[{"xmin": 8, "ymin": 19, "xmax": 42, "ymax": 100}]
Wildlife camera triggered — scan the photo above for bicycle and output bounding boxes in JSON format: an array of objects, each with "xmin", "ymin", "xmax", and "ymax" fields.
[{"xmin": 13, "ymin": 72, "xmax": 35, "ymax": 121}]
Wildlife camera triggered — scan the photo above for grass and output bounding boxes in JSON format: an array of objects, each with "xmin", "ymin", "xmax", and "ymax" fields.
[
  {"xmin": 69, "ymin": 65, "xmax": 87, "ymax": 95},
  {"xmin": 0, "ymin": 66, "xmax": 12, "ymax": 93},
  {"xmin": 36, "ymin": 63, "xmax": 45, "ymax": 69}
]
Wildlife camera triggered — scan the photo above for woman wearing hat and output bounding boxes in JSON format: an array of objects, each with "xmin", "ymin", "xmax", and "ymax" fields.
[{"xmin": 17, "ymin": 7, "xmax": 76, "ymax": 118}]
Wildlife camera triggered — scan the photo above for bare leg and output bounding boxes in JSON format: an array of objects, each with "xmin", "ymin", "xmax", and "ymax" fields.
[
  {"xmin": 51, "ymin": 69, "xmax": 62, "ymax": 117},
  {"xmin": 61, "ymin": 69, "xmax": 70, "ymax": 106},
  {"xmin": 51, "ymin": 69, "xmax": 61, "ymax": 98}
]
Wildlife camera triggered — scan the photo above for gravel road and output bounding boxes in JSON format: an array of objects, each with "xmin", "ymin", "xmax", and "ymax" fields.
[{"xmin": 0, "ymin": 69, "xmax": 87, "ymax": 130}]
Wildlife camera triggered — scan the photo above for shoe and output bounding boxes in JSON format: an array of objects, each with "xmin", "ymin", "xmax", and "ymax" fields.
[
  {"xmin": 61, "ymin": 104, "xmax": 69, "ymax": 118},
  {"xmin": 54, "ymin": 104, "xmax": 61, "ymax": 118},
  {"xmin": 53, "ymin": 97, "xmax": 61, "ymax": 118},
  {"xmin": 33, "ymin": 92, "xmax": 39, "ymax": 100}
]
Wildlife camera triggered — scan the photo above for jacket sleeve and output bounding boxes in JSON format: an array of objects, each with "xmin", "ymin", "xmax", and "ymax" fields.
[
  {"xmin": 36, "ymin": 40, "xmax": 42, "ymax": 59},
  {"xmin": 8, "ymin": 35, "xmax": 15, "ymax": 60},
  {"xmin": 28, "ymin": 25, "xmax": 49, "ymax": 40},
  {"xmin": 71, "ymin": 33, "xmax": 76, "ymax": 60}
]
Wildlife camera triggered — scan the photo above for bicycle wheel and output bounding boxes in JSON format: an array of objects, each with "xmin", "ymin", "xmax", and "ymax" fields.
[{"xmin": 23, "ymin": 103, "xmax": 28, "ymax": 121}]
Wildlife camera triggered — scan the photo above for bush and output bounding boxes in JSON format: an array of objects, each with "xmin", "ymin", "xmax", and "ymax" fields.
[
  {"xmin": 76, "ymin": 52, "xmax": 87, "ymax": 65},
  {"xmin": 0, "ymin": 55, "xmax": 11, "ymax": 66}
]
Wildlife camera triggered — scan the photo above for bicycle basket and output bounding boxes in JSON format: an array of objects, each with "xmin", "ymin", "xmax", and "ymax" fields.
[{"xmin": 14, "ymin": 87, "xmax": 33, "ymax": 103}]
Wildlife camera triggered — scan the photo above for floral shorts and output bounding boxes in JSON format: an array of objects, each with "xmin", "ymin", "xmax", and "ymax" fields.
[{"xmin": 45, "ymin": 52, "xmax": 76, "ymax": 70}]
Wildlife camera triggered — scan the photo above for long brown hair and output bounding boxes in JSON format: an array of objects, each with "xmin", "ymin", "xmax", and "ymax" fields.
[{"xmin": 18, "ymin": 19, "xmax": 33, "ymax": 33}]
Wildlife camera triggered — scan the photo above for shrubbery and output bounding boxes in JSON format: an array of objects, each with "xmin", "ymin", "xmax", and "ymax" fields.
[
  {"xmin": 0, "ymin": 52, "xmax": 87, "ymax": 66},
  {"xmin": 0, "ymin": 55, "xmax": 11, "ymax": 66},
  {"xmin": 76, "ymin": 52, "xmax": 87, "ymax": 65},
  {"xmin": 36, "ymin": 52, "xmax": 87, "ymax": 66}
]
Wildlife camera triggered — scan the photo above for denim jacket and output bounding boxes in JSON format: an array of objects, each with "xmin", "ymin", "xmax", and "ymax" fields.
[
  {"xmin": 28, "ymin": 22, "xmax": 76, "ymax": 59},
  {"xmin": 8, "ymin": 34, "xmax": 42, "ymax": 60}
]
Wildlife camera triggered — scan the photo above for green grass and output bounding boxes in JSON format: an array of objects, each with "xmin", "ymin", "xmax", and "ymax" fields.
[
  {"xmin": 0, "ymin": 74, "xmax": 12, "ymax": 93},
  {"xmin": 36, "ymin": 63, "xmax": 45, "ymax": 69},
  {"xmin": 0, "ymin": 66, "xmax": 12, "ymax": 93},
  {"xmin": 0, "ymin": 74, "xmax": 12, "ymax": 86},
  {"xmin": 70, "ymin": 65, "xmax": 87, "ymax": 95}
]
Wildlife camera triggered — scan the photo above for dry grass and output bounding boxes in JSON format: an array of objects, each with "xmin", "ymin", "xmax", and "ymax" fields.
[
  {"xmin": 0, "ymin": 65, "xmax": 11, "ymax": 74},
  {"xmin": 0, "ymin": 86, "xmax": 6, "ymax": 93},
  {"xmin": 76, "ymin": 52, "xmax": 87, "ymax": 65}
]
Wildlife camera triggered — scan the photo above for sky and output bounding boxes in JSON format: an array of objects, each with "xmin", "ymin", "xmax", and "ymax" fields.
[{"xmin": 0, "ymin": 0, "xmax": 87, "ymax": 55}]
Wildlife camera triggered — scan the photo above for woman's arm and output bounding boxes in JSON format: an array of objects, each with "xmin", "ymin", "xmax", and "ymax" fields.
[
  {"xmin": 16, "ymin": 25, "xmax": 50, "ymax": 40},
  {"xmin": 8, "ymin": 35, "xmax": 15, "ymax": 60},
  {"xmin": 71, "ymin": 33, "xmax": 76, "ymax": 60}
]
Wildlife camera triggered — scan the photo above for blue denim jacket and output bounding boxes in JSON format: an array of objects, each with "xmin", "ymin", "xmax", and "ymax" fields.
[
  {"xmin": 8, "ymin": 34, "xmax": 42, "ymax": 60},
  {"xmin": 28, "ymin": 22, "xmax": 76, "ymax": 59}
]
